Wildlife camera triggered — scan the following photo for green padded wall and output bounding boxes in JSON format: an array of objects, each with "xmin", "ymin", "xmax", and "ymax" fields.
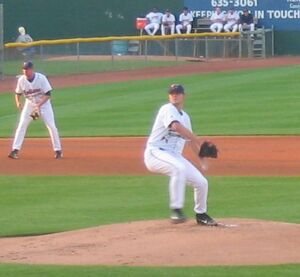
[
  {"xmin": 1, "ymin": 0, "xmax": 299, "ymax": 55},
  {"xmin": 0, "ymin": 0, "xmax": 182, "ymax": 42}
]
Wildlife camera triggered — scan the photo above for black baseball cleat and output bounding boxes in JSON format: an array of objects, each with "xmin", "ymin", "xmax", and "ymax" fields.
[
  {"xmin": 55, "ymin": 150, "xmax": 63, "ymax": 159},
  {"xmin": 8, "ymin": 149, "xmax": 19, "ymax": 159},
  {"xmin": 170, "ymin": 209, "xmax": 187, "ymax": 224},
  {"xmin": 196, "ymin": 213, "xmax": 218, "ymax": 226}
]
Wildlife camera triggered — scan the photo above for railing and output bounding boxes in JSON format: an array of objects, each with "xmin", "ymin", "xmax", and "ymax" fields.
[{"xmin": 1, "ymin": 31, "xmax": 274, "ymax": 78}]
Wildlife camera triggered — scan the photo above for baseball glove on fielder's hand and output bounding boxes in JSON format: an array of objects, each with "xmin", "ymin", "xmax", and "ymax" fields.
[
  {"xmin": 199, "ymin": 141, "xmax": 218, "ymax": 158},
  {"xmin": 30, "ymin": 109, "xmax": 40, "ymax": 120}
]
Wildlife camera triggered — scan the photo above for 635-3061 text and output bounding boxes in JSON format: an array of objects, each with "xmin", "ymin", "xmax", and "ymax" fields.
[{"xmin": 211, "ymin": 0, "xmax": 258, "ymax": 7}]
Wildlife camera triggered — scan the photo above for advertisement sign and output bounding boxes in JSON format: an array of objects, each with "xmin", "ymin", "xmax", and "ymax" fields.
[{"xmin": 184, "ymin": 0, "xmax": 300, "ymax": 30}]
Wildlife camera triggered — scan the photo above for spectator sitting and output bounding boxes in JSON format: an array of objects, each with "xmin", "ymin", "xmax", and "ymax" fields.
[
  {"xmin": 239, "ymin": 9, "xmax": 255, "ymax": 33},
  {"xmin": 210, "ymin": 7, "xmax": 225, "ymax": 33},
  {"xmin": 224, "ymin": 8, "xmax": 239, "ymax": 32},
  {"xmin": 144, "ymin": 8, "xmax": 163, "ymax": 36},
  {"xmin": 161, "ymin": 9, "xmax": 176, "ymax": 35},
  {"xmin": 176, "ymin": 7, "xmax": 193, "ymax": 34},
  {"xmin": 16, "ymin": 26, "xmax": 35, "ymax": 57}
]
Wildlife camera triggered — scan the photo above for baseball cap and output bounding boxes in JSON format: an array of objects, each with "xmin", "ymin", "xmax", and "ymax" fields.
[
  {"xmin": 22, "ymin": 61, "xmax": 34, "ymax": 70},
  {"xmin": 168, "ymin": 84, "xmax": 185, "ymax": 94}
]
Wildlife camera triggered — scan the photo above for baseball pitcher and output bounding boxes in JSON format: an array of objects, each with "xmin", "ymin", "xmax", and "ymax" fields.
[{"xmin": 144, "ymin": 84, "xmax": 218, "ymax": 225}]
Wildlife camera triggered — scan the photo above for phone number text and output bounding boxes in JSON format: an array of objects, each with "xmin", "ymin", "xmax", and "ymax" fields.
[{"xmin": 211, "ymin": 0, "xmax": 258, "ymax": 7}]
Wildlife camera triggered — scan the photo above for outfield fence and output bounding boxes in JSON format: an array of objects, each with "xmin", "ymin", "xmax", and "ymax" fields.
[{"xmin": 1, "ymin": 29, "xmax": 274, "ymax": 78}]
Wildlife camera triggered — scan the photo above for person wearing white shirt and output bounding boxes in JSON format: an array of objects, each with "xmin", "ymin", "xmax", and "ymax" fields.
[
  {"xmin": 144, "ymin": 84, "xmax": 217, "ymax": 226},
  {"xmin": 224, "ymin": 9, "xmax": 239, "ymax": 32},
  {"xmin": 176, "ymin": 7, "xmax": 193, "ymax": 34},
  {"xmin": 144, "ymin": 8, "xmax": 163, "ymax": 36},
  {"xmin": 161, "ymin": 9, "xmax": 176, "ymax": 35},
  {"xmin": 210, "ymin": 7, "xmax": 225, "ymax": 33},
  {"xmin": 8, "ymin": 61, "xmax": 63, "ymax": 160}
]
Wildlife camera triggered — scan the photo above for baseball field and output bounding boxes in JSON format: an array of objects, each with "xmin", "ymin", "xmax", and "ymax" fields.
[{"xmin": 0, "ymin": 57, "xmax": 299, "ymax": 276}]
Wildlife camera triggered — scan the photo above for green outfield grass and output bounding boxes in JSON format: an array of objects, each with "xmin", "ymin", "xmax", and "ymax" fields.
[
  {"xmin": 0, "ymin": 176, "xmax": 299, "ymax": 236},
  {"xmin": 0, "ymin": 176, "xmax": 299, "ymax": 276},
  {"xmin": 3, "ymin": 59, "xmax": 184, "ymax": 76},
  {"xmin": 0, "ymin": 264, "xmax": 299, "ymax": 277},
  {"xmin": 1, "ymin": 64, "xmax": 300, "ymax": 137}
]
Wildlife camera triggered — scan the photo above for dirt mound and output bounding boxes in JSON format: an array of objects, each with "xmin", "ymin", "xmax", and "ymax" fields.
[{"xmin": 0, "ymin": 218, "xmax": 299, "ymax": 266}]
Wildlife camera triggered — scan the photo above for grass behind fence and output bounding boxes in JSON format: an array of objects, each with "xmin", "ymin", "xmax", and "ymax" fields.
[
  {"xmin": 3, "ymin": 59, "xmax": 184, "ymax": 76},
  {"xmin": 1, "ymin": 64, "xmax": 300, "ymax": 136}
]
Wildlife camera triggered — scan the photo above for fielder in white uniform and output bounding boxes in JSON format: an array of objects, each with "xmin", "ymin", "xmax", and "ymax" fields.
[
  {"xmin": 8, "ymin": 61, "xmax": 63, "ymax": 159},
  {"xmin": 144, "ymin": 84, "xmax": 217, "ymax": 226},
  {"xmin": 144, "ymin": 8, "xmax": 163, "ymax": 36},
  {"xmin": 210, "ymin": 7, "xmax": 225, "ymax": 33},
  {"xmin": 176, "ymin": 7, "xmax": 193, "ymax": 34},
  {"xmin": 224, "ymin": 9, "xmax": 239, "ymax": 32}
]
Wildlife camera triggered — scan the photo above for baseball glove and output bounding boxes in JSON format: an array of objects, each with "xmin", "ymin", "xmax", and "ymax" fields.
[
  {"xmin": 30, "ymin": 108, "xmax": 40, "ymax": 120},
  {"xmin": 199, "ymin": 141, "xmax": 218, "ymax": 158}
]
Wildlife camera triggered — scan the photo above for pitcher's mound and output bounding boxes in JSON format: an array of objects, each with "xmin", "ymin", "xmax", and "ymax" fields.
[{"xmin": 0, "ymin": 218, "xmax": 299, "ymax": 266}]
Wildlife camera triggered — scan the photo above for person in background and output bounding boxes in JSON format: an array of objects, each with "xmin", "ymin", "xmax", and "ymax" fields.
[
  {"xmin": 239, "ymin": 9, "xmax": 255, "ymax": 34},
  {"xmin": 210, "ymin": 7, "xmax": 225, "ymax": 33},
  {"xmin": 161, "ymin": 9, "xmax": 176, "ymax": 35},
  {"xmin": 176, "ymin": 7, "xmax": 193, "ymax": 34},
  {"xmin": 224, "ymin": 8, "xmax": 239, "ymax": 33},
  {"xmin": 16, "ymin": 26, "xmax": 35, "ymax": 57},
  {"xmin": 144, "ymin": 8, "xmax": 163, "ymax": 36}
]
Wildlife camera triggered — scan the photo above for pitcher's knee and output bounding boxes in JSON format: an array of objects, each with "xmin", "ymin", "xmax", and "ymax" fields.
[
  {"xmin": 172, "ymin": 163, "xmax": 186, "ymax": 178},
  {"xmin": 195, "ymin": 176, "xmax": 208, "ymax": 190}
]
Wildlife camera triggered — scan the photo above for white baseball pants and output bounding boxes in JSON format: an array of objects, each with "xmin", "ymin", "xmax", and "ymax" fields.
[
  {"xmin": 239, "ymin": 23, "xmax": 255, "ymax": 32},
  {"xmin": 161, "ymin": 24, "xmax": 175, "ymax": 35},
  {"xmin": 176, "ymin": 24, "xmax": 192, "ymax": 34},
  {"xmin": 224, "ymin": 22, "xmax": 238, "ymax": 32},
  {"xmin": 144, "ymin": 23, "xmax": 160, "ymax": 36},
  {"xmin": 12, "ymin": 100, "xmax": 62, "ymax": 151},
  {"xmin": 210, "ymin": 23, "xmax": 223, "ymax": 33},
  {"xmin": 144, "ymin": 148, "xmax": 208, "ymax": 214}
]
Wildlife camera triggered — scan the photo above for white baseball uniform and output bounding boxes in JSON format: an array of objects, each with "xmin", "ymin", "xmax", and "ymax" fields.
[
  {"xmin": 161, "ymin": 13, "xmax": 176, "ymax": 35},
  {"xmin": 210, "ymin": 11, "xmax": 225, "ymax": 33},
  {"xmin": 12, "ymin": 72, "xmax": 62, "ymax": 152},
  {"xmin": 176, "ymin": 12, "xmax": 193, "ymax": 34},
  {"xmin": 144, "ymin": 12, "xmax": 163, "ymax": 36},
  {"xmin": 224, "ymin": 11, "xmax": 239, "ymax": 32},
  {"xmin": 144, "ymin": 103, "xmax": 208, "ymax": 213}
]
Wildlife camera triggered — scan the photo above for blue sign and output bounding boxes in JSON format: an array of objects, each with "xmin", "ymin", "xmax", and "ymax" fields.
[{"xmin": 184, "ymin": 0, "xmax": 300, "ymax": 30}]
